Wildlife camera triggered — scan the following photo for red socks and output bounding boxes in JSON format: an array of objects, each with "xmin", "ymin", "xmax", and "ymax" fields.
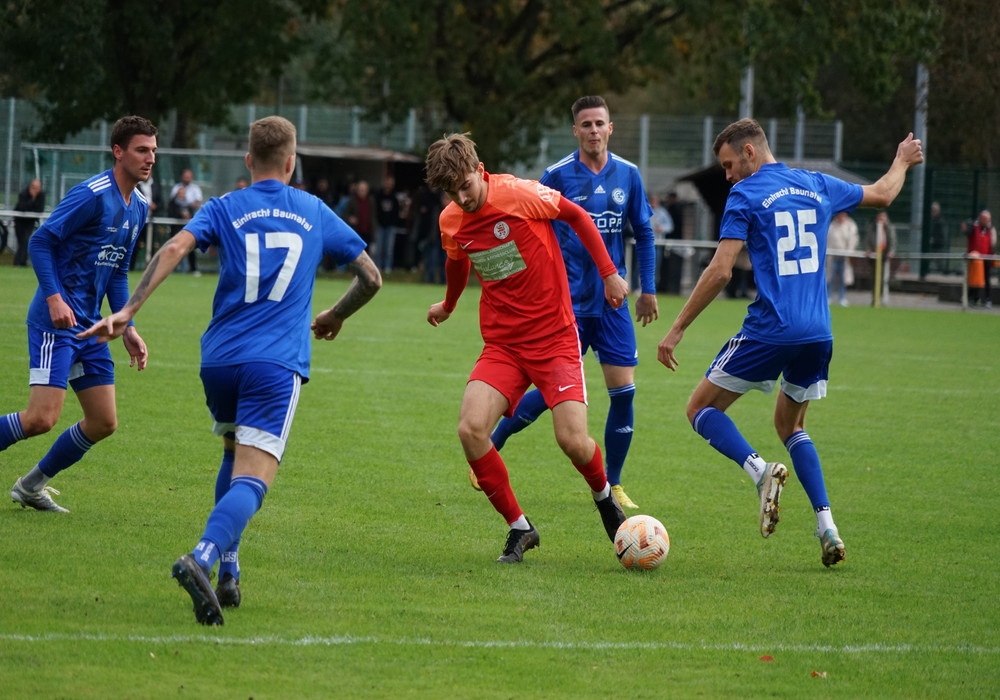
[{"xmin": 469, "ymin": 447, "xmax": 522, "ymax": 525}]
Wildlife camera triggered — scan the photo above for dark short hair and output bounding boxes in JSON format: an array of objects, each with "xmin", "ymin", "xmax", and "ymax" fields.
[
  {"xmin": 713, "ymin": 118, "xmax": 767, "ymax": 157},
  {"xmin": 110, "ymin": 116, "xmax": 157, "ymax": 151},
  {"xmin": 571, "ymin": 96, "xmax": 609, "ymax": 121}
]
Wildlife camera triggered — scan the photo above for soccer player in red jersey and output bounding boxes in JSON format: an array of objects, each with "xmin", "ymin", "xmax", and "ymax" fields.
[{"xmin": 425, "ymin": 133, "xmax": 630, "ymax": 563}]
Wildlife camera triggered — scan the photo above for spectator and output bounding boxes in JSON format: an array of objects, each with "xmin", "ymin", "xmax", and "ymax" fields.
[
  {"xmin": 234, "ymin": 177, "xmax": 249, "ymax": 191},
  {"xmin": 169, "ymin": 168, "xmax": 203, "ymax": 276},
  {"xmin": 927, "ymin": 201, "xmax": 949, "ymax": 274},
  {"xmin": 965, "ymin": 209, "xmax": 997, "ymax": 308},
  {"xmin": 827, "ymin": 211, "xmax": 859, "ymax": 307},
  {"xmin": 864, "ymin": 210, "xmax": 896, "ymax": 305},
  {"xmin": 311, "ymin": 177, "xmax": 333, "ymax": 207},
  {"xmin": 374, "ymin": 174, "xmax": 400, "ymax": 273},
  {"xmin": 659, "ymin": 191, "xmax": 686, "ymax": 295},
  {"xmin": 414, "ymin": 185, "xmax": 445, "ymax": 284},
  {"xmin": 344, "ymin": 179, "xmax": 376, "ymax": 255},
  {"xmin": 13, "ymin": 179, "xmax": 45, "ymax": 267},
  {"xmin": 649, "ymin": 192, "xmax": 674, "ymax": 292}
]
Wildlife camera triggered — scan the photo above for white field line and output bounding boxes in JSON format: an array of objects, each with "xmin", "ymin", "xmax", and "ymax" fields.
[{"xmin": 1, "ymin": 633, "xmax": 997, "ymax": 655}]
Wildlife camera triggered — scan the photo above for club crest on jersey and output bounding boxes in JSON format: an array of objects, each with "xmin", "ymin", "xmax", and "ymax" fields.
[
  {"xmin": 494, "ymin": 221, "xmax": 511, "ymax": 240},
  {"xmin": 612, "ymin": 188, "xmax": 626, "ymax": 205}
]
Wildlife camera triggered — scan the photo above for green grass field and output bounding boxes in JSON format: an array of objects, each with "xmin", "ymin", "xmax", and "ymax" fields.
[{"xmin": 1, "ymin": 267, "xmax": 998, "ymax": 699}]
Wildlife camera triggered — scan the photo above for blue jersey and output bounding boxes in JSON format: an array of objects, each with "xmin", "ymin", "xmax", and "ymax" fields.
[
  {"xmin": 541, "ymin": 151, "xmax": 654, "ymax": 318},
  {"xmin": 26, "ymin": 169, "xmax": 148, "ymax": 336},
  {"xmin": 185, "ymin": 180, "xmax": 367, "ymax": 381},
  {"xmin": 721, "ymin": 162, "xmax": 863, "ymax": 343}
]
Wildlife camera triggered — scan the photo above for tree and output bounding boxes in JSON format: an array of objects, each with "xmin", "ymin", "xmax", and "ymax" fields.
[
  {"xmin": 312, "ymin": 0, "xmax": 717, "ymax": 166},
  {"xmin": 926, "ymin": 0, "xmax": 1000, "ymax": 167},
  {"xmin": 0, "ymin": 0, "xmax": 325, "ymax": 148},
  {"xmin": 312, "ymin": 0, "xmax": 940, "ymax": 168}
]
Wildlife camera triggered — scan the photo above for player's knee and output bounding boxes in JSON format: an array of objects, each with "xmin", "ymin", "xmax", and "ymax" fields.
[
  {"xmin": 456, "ymin": 419, "xmax": 488, "ymax": 450},
  {"xmin": 84, "ymin": 417, "xmax": 118, "ymax": 441},
  {"xmin": 555, "ymin": 431, "xmax": 591, "ymax": 463},
  {"xmin": 685, "ymin": 402, "xmax": 703, "ymax": 427},
  {"xmin": 19, "ymin": 411, "xmax": 59, "ymax": 437}
]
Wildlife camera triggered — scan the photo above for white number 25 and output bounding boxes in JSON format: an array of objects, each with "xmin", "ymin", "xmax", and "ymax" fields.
[
  {"xmin": 774, "ymin": 209, "xmax": 819, "ymax": 276},
  {"xmin": 244, "ymin": 232, "xmax": 303, "ymax": 302}
]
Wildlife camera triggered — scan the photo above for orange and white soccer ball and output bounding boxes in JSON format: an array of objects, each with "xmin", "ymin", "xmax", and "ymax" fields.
[{"xmin": 614, "ymin": 515, "xmax": 670, "ymax": 570}]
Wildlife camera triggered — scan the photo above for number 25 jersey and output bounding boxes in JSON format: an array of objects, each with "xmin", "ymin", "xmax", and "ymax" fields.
[{"xmin": 721, "ymin": 162, "xmax": 862, "ymax": 344}]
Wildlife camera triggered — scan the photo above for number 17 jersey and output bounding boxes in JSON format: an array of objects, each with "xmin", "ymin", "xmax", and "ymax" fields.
[
  {"xmin": 721, "ymin": 162, "xmax": 862, "ymax": 344},
  {"xmin": 184, "ymin": 179, "xmax": 366, "ymax": 380}
]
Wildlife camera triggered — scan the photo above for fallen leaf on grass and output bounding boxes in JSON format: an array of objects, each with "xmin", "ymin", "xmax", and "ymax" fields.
[
  {"xmin": 811, "ymin": 670, "xmax": 828, "ymax": 678},
  {"xmin": 759, "ymin": 655, "xmax": 774, "ymax": 662}
]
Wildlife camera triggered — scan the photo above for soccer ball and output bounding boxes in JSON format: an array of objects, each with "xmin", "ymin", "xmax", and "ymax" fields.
[{"xmin": 614, "ymin": 515, "xmax": 670, "ymax": 570}]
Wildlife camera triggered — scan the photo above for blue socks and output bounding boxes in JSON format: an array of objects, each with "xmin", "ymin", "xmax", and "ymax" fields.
[
  {"xmin": 0, "ymin": 413, "xmax": 26, "ymax": 452},
  {"xmin": 36, "ymin": 422, "xmax": 94, "ymax": 478},
  {"xmin": 213, "ymin": 449, "xmax": 241, "ymax": 580},
  {"xmin": 194, "ymin": 475, "xmax": 267, "ymax": 575},
  {"xmin": 785, "ymin": 430, "xmax": 829, "ymax": 510},
  {"xmin": 692, "ymin": 407, "xmax": 756, "ymax": 467},
  {"xmin": 604, "ymin": 384, "xmax": 635, "ymax": 485},
  {"xmin": 490, "ymin": 388, "xmax": 547, "ymax": 450}
]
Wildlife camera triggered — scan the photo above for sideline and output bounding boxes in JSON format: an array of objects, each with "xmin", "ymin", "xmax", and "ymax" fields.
[{"xmin": 2, "ymin": 631, "xmax": 998, "ymax": 655}]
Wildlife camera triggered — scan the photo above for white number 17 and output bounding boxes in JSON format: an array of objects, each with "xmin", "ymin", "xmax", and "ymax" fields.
[{"xmin": 244, "ymin": 232, "xmax": 303, "ymax": 302}]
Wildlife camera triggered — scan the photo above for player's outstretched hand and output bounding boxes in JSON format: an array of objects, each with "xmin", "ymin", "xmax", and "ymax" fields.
[
  {"xmin": 78, "ymin": 311, "xmax": 133, "ymax": 344},
  {"xmin": 312, "ymin": 309, "xmax": 345, "ymax": 341}
]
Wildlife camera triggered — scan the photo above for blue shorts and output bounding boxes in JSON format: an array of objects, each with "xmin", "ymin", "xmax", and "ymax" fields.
[
  {"xmin": 706, "ymin": 334, "xmax": 832, "ymax": 402},
  {"xmin": 27, "ymin": 327, "xmax": 114, "ymax": 391},
  {"xmin": 578, "ymin": 307, "xmax": 638, "ymax": 367},
  {"xmin": 200, "ymin": 363, "xmax": 302, "ymax": 462}
]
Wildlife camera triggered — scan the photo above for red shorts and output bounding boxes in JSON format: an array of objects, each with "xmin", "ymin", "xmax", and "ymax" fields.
[{"xmin": 470, "ymin": 328, "xmax": 587, "ymax": 417}]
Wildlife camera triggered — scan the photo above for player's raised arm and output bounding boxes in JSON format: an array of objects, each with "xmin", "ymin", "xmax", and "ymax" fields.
[{"xmin": 860, "ymin": 133, "xmax": 924, "ymax": 209}]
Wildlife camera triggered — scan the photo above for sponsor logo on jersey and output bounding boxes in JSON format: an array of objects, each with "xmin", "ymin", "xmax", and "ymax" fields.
[
  {"xmin": 467, "ymin": 240, "xmax": 526, "ymax": 281},
  {"xmin": 594, "ymin": 185, "xmax": 606, "ymax": 194},
  {"xmin": 96, "ymin": 244, "xmax": 129, "ymax": 266},
  {"xmin": 493, "ymin": 221, "xmax": 511, "ymax": 240}
]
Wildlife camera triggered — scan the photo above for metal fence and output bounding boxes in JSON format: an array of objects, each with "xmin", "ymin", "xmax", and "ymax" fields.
[{"xmin": 3, "ymin": 97, "xmax": 997, "ymax": 263}]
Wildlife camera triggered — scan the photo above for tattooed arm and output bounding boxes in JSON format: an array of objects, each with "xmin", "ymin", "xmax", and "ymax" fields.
[{"xmin": 311, "ymin": 250, "xmax": 382, "ymax": 340}]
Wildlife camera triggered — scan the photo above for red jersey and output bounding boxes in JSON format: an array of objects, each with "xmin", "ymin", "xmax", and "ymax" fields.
[
  {"xmin": 967, "ymin": 223, "xmax": 996, "ymax": 255},
  {"xmin": 439, "ymin": 173, "xmax": 586, "ymax": 345}
]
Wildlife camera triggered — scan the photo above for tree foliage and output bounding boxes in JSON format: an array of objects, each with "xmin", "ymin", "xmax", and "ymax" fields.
[
  {"xmin": 312, "ymin": 0, "xmax": 939, "ymax": 167},
  {"xmin": 926, "ymin": 0, "xmax": 1000, "ymax": 167},
  {"xmin": 0, "ymin": 0, "xmax": 324, "ymax": 147},
  {"xmin": 312, "ymin": 0, "xmax": 711, "ymax": 166}
]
